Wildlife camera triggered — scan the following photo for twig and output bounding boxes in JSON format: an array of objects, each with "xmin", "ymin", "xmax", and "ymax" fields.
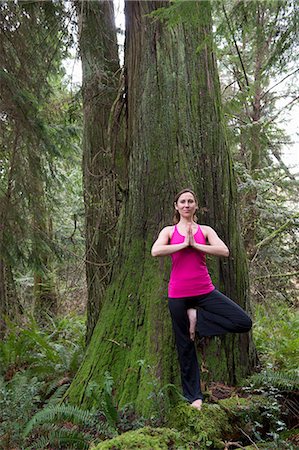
[
  {"xmin": 236, "ymin": 426, "xmax": 260, "ymax": 450},
  {"xmin": 223, "ymin": 441, "xmax": 246, "ymax": 450},
  {"xmin": 261, "ymin": 68, "xmax": 299, "ymax": 99},
  {"xmin": 255, "ymin": 271, "xmax": 299, "ymax": 280}
]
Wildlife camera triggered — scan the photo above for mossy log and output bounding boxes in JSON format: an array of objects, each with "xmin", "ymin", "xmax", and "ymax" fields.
[
  {"xmin": 91, "ymin": 395, "xmax": 279, "ymax": 450},
  {"xmin": 90, "ymin": 426, "xmax": 182, "ymax": 450}
]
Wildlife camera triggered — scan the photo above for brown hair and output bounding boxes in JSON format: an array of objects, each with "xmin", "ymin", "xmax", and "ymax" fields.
[{"xmin": 173, "ymin": 188, "xmax": 198, "ymax": 224}]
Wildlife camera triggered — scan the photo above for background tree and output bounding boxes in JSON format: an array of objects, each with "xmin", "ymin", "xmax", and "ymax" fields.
[
  {"xmin": 75, "ymin": 0, "xmax": 122, "ymax": 345},
  {"xmin": 66, "ymin": 0, "xmax": 257, "ymax": 416},
  {"xmin": 0, "ymin": 1, "xmax": 79, "ymax": 331},
  {"xmin": 214, "ymin": 0, "xmax": 299, "ymax": 304}
]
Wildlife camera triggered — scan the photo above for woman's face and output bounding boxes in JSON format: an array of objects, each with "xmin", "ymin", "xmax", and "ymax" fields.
[{"xmin": 175, "ymin": 192, "xmax": 197, "ymax": 219}]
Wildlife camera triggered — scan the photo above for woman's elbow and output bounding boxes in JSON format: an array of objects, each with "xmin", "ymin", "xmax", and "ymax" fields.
[
  {"xmin": 151, "ymin": 247, "xmax": 158, "ymax": 257},
  {"xmin": 224, "ymin": 247, "xmax": 230, "ymax": 257}
]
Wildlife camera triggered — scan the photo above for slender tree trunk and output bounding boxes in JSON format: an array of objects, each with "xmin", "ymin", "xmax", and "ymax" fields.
[
  {"xmin": 0, "ymin": 132, "xmax": 22, "ymax": 337},
  {"xmin": 76, "ymin": 0, "xmax": 120, "ymax": 344},
  {"xmin": 29, "ymin": 151, "xmax": 58, "ymax": 324},
  {"xmin": 244, "ymin": 4, "xmax": 269, "ymax": 257},
  {"xmin": 67, "ymin": 0, "xmax": 256, "ymax": 415}
]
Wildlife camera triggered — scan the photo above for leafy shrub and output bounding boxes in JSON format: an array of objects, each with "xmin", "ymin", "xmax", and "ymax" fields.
[
  {"xmin": 0, "ymin": 373, "xmax": 44, "ymax": 449},
  {"xmin": 0, "ymin": 314, "xmax": 85, "ymax": 380},
  {"xmin": 0, "ymin": 314, "xmax": 86, "ymax": 449},
  {"xmin": 253, "ymin": 303, "xmax": 299, "ymax": 374}
]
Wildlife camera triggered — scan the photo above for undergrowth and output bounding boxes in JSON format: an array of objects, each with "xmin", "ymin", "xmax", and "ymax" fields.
[
  {"xmin": 253, "ymin": 302, "xmax": 299, "ymax": 374},
  {"xmin": 0, "ymin": 302, "xmax": 298, "ymax": 449},
  {"xmin": 0, "ymin": 314, "xmax": 85, "ymax": 449}
]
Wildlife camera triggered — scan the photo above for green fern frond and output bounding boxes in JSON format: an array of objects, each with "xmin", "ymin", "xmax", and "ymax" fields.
[
  {"xmin": 28, "ymin": 427, "xmax": 89, "ymax": 450},
  {"xmin": 28, "ymin": 434, "xmax": 50, "ymax": 449},
  {"xmin": 246, "ymin": 370, "xmax": 299, "ymax": 391},
  {"xmin": 45, "ymin": 383, "xmax": 70, "ymax": 406},
  {"xmin": 24, "ymin": 404, "xmax": 96, "ymax": 437},
  {"xmin": 47, "ymin": 428, "xmax": 89, "ymax": 449}
]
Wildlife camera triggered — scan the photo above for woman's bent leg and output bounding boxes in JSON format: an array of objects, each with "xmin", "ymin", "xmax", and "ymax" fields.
[
  {"xmin": 168, "ymin": 298, "xmax": 203, "ymax": 402},
  {"xmin": 196, "ymin": 290, "xmax": 252, "ymax": 337}
]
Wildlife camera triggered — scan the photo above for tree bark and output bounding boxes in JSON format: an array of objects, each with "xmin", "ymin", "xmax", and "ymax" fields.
[
  {"xmin": 76, "ymin": 0, "xmax": 121, "ymax": 344},
  {"xmin": 67, "ymin": 0, "xmax": 256, "ymax": 415}
]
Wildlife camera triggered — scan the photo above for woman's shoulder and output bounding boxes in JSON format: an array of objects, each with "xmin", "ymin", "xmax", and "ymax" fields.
[
  {"xmin": 160, "ymin": 225, "xmax": 175, "ymax": 237},
  {"xmin": 198, "ymin": 224, "xmax": 213, "ymax": 237}
]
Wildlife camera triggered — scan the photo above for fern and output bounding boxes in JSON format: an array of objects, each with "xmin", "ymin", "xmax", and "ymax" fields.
[
  {"xmin": 101, "ymin": 371, "xmax": 118, "ymax": 428},
  {"xmin": 28, "ymin": 425, "xmax": 90, "ymax": 450},
  {"xmin": 24, "ymin": 404, "xmax": 96, "ymax": 437},
  {"xmin": 0, "ymin": 373, "xmax": 43, "ymax": 449},
  {"xmin": 244, "ymin": 369, "xmax": 299, "ymax": 391},
  {"xmin": 45, "ymin": 383, "xmax": 70, "ymax": 406},
  {"xmin": 43, "ymin": 428, "xmax": 89, "ymax": 449}
]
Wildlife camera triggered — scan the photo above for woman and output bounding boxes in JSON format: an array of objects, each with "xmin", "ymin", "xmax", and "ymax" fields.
[{"xmin": 151, "ymin": 189, "xmax": 252, "ymax": 410}]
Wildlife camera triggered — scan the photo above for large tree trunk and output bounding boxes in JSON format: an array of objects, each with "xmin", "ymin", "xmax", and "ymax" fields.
[
  {"xmin": 67, "ymin": 0, "xmax": 256, "ymax": 415},
  {"xmin": 76, "ymin": 0, "xmax": 120, "ymax": 344}
]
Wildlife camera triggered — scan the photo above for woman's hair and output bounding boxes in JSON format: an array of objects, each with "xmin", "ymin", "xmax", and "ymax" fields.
[{"xmin": 173, "ymin": 188, "xmax": 198, "ymax": 224}]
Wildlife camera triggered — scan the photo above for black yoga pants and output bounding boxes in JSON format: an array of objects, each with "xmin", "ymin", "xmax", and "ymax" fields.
[{"xmin": 168, "ymin": 289, "xmax": 252, "ymax": 403}]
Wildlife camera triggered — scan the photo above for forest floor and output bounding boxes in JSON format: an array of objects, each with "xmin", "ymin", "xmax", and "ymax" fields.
[{"xmin": 0, "ymin": 278, "xmax": 298, "ymax": 449}]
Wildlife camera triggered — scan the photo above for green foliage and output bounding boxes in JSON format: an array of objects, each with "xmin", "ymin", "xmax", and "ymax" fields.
[
  {"xmin": 0, "ymin": 314, "xmax": 85, "ymax": 379},
  {"xmin": 137, "ymin": 359, "xmax": 185, "ymax": 424},
  {"xmin": 0, "ymin": 314, "xmax": 87, "ymax": 448},
  {"xmin": 0, "ymin": 1, "xmax": 84, "ymax": 328},
  {"xmin": 25, "ymin": 402, "xmax": 95, "ymax": 432},
  {"xmin": 253, "ymin": 303, "xmax": 299, "ymax": 373},
  {"xmin": 0, "ymin": 373, "xmax": 44, "ymax": 449},
  {"xmin": 219, "ymin": 395, "xmax": 286, "ymax": 443},
  {"xmin": 29, "ymin": 427, "xmax": 90, "ymax": 450},
  {"xmin": 149, "ymin": 0, "xmax": 207, "ymax": 28},
  {"xmin": 91, "ymin": 426, "xmax": 182, "ymax": 450},
  {"xmin": 168, "ymin": 402, "xmax": 231, "ymax": 448},
  {"xmin": 213, "ymin": 0, "xmax": 299, "ymax": 305},
  {"xmin": 23, "ymin": 404, "xmax": 109, "ymax": 447},
  {"xmin": 245, "ymin": 370, "xmax": 299, "ymax": 392}
]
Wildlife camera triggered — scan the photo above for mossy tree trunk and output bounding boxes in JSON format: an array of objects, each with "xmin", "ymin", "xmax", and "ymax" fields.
[
  {"xmin": 67, "ymin": 0, "xmax": 256, "ymax": 415},
  {"xmin": 76, "ymin": 0, "xmax": 120, "ymax": 344}
]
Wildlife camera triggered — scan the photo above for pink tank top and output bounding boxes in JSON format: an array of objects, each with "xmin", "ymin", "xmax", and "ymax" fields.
[{"xmin": 168, "ymin": 224, "xmax": 215, "ymax": 298}]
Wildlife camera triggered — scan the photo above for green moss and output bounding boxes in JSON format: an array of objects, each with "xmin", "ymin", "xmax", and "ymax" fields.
[
  {"xmin": 90, "ymin": 426, "xmax": 183, "ymax": 450},
  {"xmin": 66, "ymin": 244, "xmax": 175, "ymax": 417},
  {"xmin": 218, "ymin": 394, "xmax": 274, "ymax": 426},
  {"xmin": 166, "ymin": 396, "xmax": 281, "ymax": 449},
  {"xmin": 199, "ymin": 336, "xmax": 230, "ymax": 385},
  {"xmin": 167, "ymin": 402, "xmax": 231, "ymax": 449}
]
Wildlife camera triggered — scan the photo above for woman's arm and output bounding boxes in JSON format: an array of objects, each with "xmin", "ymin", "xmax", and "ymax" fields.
[
  {"xmin": 151, "ymin": 226, "xmax": 188, "ymax": 257},
  {"xmin": 189, "ymin": 225, "xmax": 229, "ymax": 257}
]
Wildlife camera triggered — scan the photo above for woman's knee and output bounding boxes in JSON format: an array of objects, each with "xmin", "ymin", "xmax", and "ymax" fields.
[{"xmin": 239, "ymin": 314, "xmax": 252, "ymax": 332}]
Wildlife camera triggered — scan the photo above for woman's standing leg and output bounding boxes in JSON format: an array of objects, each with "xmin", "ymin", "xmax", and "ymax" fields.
[
  {"xmin": 196, "ymin": 289, "xmax": 252, "ymax": 336},
  {"xmin": 168, "ymin": 297, "xmax": 203, "ymax": 403}
]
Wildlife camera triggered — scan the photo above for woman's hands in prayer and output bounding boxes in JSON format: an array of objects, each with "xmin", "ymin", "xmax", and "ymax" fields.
[{"xmin": 186, "ymin": 223, "xmax": 195, "ymax": 247}]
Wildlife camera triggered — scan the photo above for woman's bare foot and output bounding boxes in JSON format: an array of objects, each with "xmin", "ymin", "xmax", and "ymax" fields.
[
  {"xmin": 191, "ymin": 399, "xmax": 203, "ymax": 410},
  {"xmin": 187, "ymin": 308, "xmax": 197, "ymax": 341}
]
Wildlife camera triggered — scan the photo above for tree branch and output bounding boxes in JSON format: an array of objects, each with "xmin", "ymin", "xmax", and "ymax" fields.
[
  {"xmin": 222, "ymin": 4, "xmax": 250, "ymax": 88},
  {"xmin": 255, "ymin": 213, "xmax": 299, "ymax": 250},
  {"xmin": 255, "ymin": 271, "xmax": 299, "ymax": 280},
  {"xmin": 264, "ymin": 96, "xmax": 299, "ymax": 127},
  {"xmin": 261, "ymin": 68, "xmax": 299, "ymax": 100}
]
